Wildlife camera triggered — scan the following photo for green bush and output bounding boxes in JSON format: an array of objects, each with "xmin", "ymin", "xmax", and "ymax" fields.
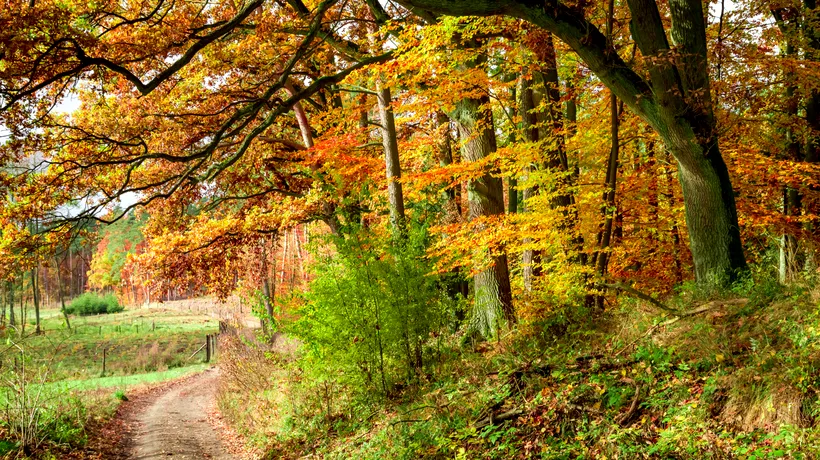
[
  {"xmin": 290, "ymin": 221, "xmax": 457, "ymax": 400},
  {"xmin": 65, "ymin": 292, "xmax": 124, "ymax": 316}
]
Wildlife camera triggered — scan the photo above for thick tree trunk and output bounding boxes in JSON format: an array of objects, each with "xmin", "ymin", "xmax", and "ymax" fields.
[
  {"xmin": 451, "ymin": 95, "xmax": 514, "ymax": 337},
  {"xmin": 628, "ymin": 0, "xmax": 746, "ymax": 283},
  {"xmin": 376, "ymin": 84, "xmax": 407, "ymax": 234},
  {"xmin": 674, "ymin": 141, "xmax": 745, "ymax": 283}
]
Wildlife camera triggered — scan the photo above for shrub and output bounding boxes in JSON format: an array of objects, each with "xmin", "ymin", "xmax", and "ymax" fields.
[
  {"xmin": 65, "ymin": 293, "xmax": 124, "ymax": 316},
  {"xmin": 290, "ymin": 221, "xmax": 457, "ymax": 400}
]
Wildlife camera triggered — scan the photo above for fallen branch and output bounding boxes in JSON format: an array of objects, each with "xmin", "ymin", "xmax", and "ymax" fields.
[
  {"xmin": 678, "ymin": 298, "xmax": 748, "ymax": 317},
  {"xmin": 617, "ymin": 385, "xmax": 641, "ymax": 426},
  {"xmin": 606, "ymin": 281, "xmax": 749, "ymax": 318},
  {"xmin": 476, "ymin": 408, "xmax": 523, "ymax": 429},
  {"xmin": 187, "ymin": 342, "xmax": 207, "ymax": 361},
  {"xmin": 604, "ymin": 282, "xmax": 680, "ymax": 314}
]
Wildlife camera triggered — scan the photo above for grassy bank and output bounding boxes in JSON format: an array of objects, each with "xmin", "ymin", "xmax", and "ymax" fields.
[{"xmin": 218, "ymin": 279, "xmax": 820, "ymax": 459}]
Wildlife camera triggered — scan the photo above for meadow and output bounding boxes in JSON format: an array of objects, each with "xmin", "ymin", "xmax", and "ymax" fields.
[
  {"xmin": 0, "ymin": 303, "xmax": 221, "ymax": 456},
  {"xmin": 6, "ymin": 306, "xmax": 219, "ymax": 380}
]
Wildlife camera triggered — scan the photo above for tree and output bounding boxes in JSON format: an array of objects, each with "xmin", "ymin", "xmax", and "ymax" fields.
[
  {"xmin": 395, "ymin": 0, "xmax": 748, "ymax": 284},
  {"xmin": 451, "ymin": 92, "xmax": 515, "ymax": 336}
]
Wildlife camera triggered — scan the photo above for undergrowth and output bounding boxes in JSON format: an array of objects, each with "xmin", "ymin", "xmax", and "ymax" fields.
[{"xmin": 218, "ymin": 267, "xmax": 820, "ymax": 459}]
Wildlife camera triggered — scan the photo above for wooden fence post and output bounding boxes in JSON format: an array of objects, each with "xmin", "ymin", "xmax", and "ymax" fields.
[{"xmin": 205, "ymin": 334, "xmax": 211, "ymax": 363}]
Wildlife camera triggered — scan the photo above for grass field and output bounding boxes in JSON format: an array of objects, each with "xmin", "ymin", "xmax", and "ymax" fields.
[
  {"xmin": 2, "ymin": 305, "xmax": 220, "ymax": 382},
  {"xmin": 0, "ymin": 303, "xmax": 223, "ymax": 457}
]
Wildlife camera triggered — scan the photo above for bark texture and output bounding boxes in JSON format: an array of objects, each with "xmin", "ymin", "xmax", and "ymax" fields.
[
  {"xmin": 376, "ymin": 84, "xmax": 407, "ymax": 234},
  {"xmin": 451, "ymin": 95, "xmax": 514, "ymax": 337}
]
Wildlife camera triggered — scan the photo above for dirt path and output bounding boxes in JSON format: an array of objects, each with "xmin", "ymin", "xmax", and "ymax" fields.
[{"xmin": 129, "ymin": 368, "xmax": 231, "ymax": 459}]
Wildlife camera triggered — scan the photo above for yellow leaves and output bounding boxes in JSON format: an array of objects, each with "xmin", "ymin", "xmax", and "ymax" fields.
[{"xmin": 429, "ymin": 214, "xmax": 512, "ymax": 275}]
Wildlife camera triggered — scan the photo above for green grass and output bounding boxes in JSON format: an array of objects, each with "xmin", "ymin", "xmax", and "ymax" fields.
[
  {"xmin": 4, "ymin": 305, "xmax": 220, "ymax": 382},
  {"xmin": 45, "ymin": 363, "xmax": 209, "ymax": 393}
]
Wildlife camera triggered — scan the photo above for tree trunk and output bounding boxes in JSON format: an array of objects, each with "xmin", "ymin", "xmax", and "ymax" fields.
[
  {"xmin": 537, "ymin": 34, "xmax": 585, "ymax": 259},
  {"xmin": 675, "ymin": 143, "xmax": 745, "ymax": 283},
  {"xmin": 8, "ymin": 281, "xmax": 15, "ymax": 327},
  {"xmin": 803, "ymin": 0, "xmax": 820, "ymax": 269},
  {"xmin": 31, "ymin": 267, "xmax": 41, "ymax": 334},
  {"xmin": 628, "ymin": 0, "xmax": 746, "ymax": 283},
  {"xmin": 595, "ymin": 2, "xmax": 620, "ymax": 281},
  {"xmin": 507, "ymin": 85, "xmax": 519, "ymax": 215},
  {"xmin": 451, "ymin": 94, "xmax": 514, "ymax": 338},
  {"xmin": 262, "ymin": 271, "xmax": 275, "ymax": 332},
  {"xmin": 260, "ymin": 240, "xmax": 275, "ymax": 334},
  {"xmin": 647, "ymin": 136, "xmax": 660, "ymax": 258},
  {"xmin": 20, "ymin": 281, "xmax": 25, "ymax": 335},
  {"xmin": 54, "ymin": 258, "xmax": 71, "ymax": 331},
  {"xmin": 279, "ymin": 232, "xmax": 289, "ymax": 286},
  {"xmin": 69, "ymin": 250, "xmax": 74, "ymax": 298},
  {"xmin": 436, "ymin": 111, "xmax": 461, "ymax": 218},
  {"xmin": 0, "ymin": 288, "xmax": 5, "ymax": 327},
  {"xmin": 435, "ymin": 111, "xmax": 469, "ymax": 301},
  {"xmin": 376, "ymin": 84, "xmax": 407, "ymax": 234},
  {"xmin": 519, "ymin": 75, "xmax": 541, "ymax": 291},
  {"xmin": 285, "ymin": 82, "xmax": 315, "ymax": 149},
  {"xmin": 771, "ymin": 8, "xmax": 803, "ymax": 283}
]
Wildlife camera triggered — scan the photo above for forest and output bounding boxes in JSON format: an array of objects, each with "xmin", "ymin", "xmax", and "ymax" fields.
[{"xmin": 1, "ymin": 0, "xmax": 820, "ymax": 457}]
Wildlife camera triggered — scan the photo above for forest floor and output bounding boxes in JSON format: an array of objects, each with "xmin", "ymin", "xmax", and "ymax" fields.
[{"xmin": 217, "ymin": 280, "xmax": 820, "ymax": 458}]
